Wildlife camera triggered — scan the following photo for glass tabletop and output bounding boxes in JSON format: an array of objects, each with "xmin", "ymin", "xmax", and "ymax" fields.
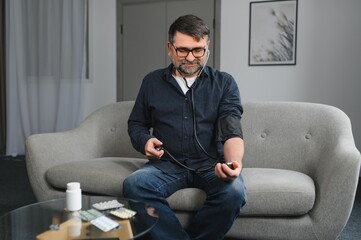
[{"xmin": 0, "ymin": 196, "xmax": 158, "ymax": 240}]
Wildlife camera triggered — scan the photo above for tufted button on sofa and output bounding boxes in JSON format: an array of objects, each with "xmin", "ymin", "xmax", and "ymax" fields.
[{"xmin": 26, "ymin": 101, "xmax": 361, "ymax": 240}]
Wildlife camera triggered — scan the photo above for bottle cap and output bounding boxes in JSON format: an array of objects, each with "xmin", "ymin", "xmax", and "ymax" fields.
[{"xmin": 67, "ymin": 182, "xmax": 80, "ymax": 190}]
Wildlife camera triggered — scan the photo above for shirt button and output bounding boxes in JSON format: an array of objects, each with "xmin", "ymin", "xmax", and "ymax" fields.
[{"xmin": 184, "ymin": 116, "xmax": 188, "ymax": 119}]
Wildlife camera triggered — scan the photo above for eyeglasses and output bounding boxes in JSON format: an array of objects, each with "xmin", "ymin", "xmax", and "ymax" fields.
[{"xmin": 171, "ymin": 44, "xmax": 207, "ymax": 58}]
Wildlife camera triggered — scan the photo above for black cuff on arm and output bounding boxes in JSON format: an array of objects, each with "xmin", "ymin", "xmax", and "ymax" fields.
[{"xmin": 216, "ymin": 114, "xmax": 243, "ymax": 143}]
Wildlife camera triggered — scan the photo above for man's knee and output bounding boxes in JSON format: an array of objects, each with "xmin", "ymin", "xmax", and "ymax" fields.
[
  {"xmin": 233, "ymin": 177, "xmax": 247, "ymax": 207},
  {"xmin": 123, "ymin": 167, "xmax": 160, "ymax": 199},
  {"xmin": 122, "ymin": 175, "xmax": 135, "ymax": 198},
  {"xmin": 123, "ymin": 171, "xmax": 145, "ymax": 198},
  {"xmin": 226, "ymin": 178, "xmax": 247, "ymax": 207}
]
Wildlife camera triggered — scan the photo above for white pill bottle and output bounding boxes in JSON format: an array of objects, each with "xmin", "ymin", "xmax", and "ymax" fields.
[{"xmin": 66, "ymin": 182, "xmax": 82, "ymax": 211}]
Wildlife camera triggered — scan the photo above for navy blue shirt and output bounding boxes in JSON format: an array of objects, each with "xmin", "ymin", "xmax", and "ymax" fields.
[{"xmin": 128, "ymin": 64, "xmax": 243, "ymax": 173}]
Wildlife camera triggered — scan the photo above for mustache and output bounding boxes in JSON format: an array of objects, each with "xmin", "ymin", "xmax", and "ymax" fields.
[{"xmin": 181, "ymin": 60, "xmax": 201, "ymax": 65}]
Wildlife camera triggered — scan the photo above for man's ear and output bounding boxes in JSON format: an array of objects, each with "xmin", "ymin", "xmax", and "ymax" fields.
[
  {"xmin": 167, "ymin": 42, "xmax": 173, "ymax": 59},
  {"xmin": 167, "ymin": 42, "xmax": 172, "ymax": 53}
]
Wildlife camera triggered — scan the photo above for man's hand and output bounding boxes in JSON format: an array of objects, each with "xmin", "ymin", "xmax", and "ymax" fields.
[
  {"xmin": 216, "ymin": 137, "xmax": 244, "ymax": 181},
  {"xmin": 215, "ymin": 161, "xmax": 242, "ymax": 181},
  {"xmin": 145, "ymin": 138, "xmax": 164, "ymax": 160}
]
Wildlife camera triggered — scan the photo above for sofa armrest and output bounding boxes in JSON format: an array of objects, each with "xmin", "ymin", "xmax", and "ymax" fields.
[
  {"xmin": 26, "ymin": 127, "xmax": 99, "ymax": 201},
  {"xmin": 25, "ymin": 101, "xmax": 141, "ymax": 201},
  {"xmin": 310, "ymin": 135, "xmax": 360, "ymax": 239}
]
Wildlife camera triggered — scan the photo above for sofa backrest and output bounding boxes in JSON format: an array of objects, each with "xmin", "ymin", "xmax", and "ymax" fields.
[
  {"xmin": 241, "ymin": 101, "xmax": 353, "ymax": 175},
  {"xmin": 82, "ymin": 101, "xmax": 354, "ymax": 176},
  {"xmin": 78, "ymin": 101, "xmax": 144, "ymax": 159}
]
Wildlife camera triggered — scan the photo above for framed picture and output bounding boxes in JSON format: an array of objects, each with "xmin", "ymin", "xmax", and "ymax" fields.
[{"xmin": 248, "ymin": 0, "xmax": 298, "ymax": 66}]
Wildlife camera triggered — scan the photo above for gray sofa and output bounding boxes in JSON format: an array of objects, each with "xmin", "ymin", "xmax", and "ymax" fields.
[{"xmin": 25, "ymin": 101, "xmax": 361, "ymax": 240}]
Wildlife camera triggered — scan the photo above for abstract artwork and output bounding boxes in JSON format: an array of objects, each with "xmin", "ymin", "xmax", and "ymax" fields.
[{"xmin": 249, "ymin": 0, "xmax": 298, "ymax": 66}]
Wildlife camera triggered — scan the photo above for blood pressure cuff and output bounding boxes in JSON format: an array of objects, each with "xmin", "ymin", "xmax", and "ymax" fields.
[{"xmin": 216, "ymin": 114, "xmax": 243, "ymax": 143}]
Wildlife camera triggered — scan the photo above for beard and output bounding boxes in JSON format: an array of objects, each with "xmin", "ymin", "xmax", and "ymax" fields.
[{"xmin": 176, "ymin": 60, "xmax": 202, "ymax": 76}]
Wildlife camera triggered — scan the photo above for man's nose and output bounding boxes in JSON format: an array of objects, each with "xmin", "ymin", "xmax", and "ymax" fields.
[{"xmin": 185, "ymin": 52, "xmax": 196, "ymax": 62}]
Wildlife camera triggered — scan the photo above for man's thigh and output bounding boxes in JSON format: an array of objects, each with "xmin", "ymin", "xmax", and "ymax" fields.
[
  {"xmin": 193, "ymin": 169, "xmax": 246, "ymax": 199},
  {"xmin": 124, "ymin": 164, "xmax": 190, "ymax": 198}
]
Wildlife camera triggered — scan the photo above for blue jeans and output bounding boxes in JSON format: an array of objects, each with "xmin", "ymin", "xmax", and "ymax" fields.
[{"xmin": 123, "ymin": 164, "xmax": 247, "ymax": 240}]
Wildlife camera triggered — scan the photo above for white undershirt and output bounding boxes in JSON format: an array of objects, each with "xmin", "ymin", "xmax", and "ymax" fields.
[{"xmin": 173, "ymin": 75, "xmax": 197, "ymax": 94}]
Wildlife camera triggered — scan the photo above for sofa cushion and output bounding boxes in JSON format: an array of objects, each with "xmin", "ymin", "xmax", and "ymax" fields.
[
  {"xmin": 46, "ymin": 157, "xmax": 148, "ymax": 197},
  {"xmin": 46, "ymin": 158, "xmax": 315, "ymax": 216},
  {"xmin": 240, "ymin": 168, "xmax": 315, "ymax": 216}
]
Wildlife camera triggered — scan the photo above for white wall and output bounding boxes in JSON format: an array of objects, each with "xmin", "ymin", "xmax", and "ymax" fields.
[
  {"xmin": 85, "ymin": 0, "xmax": 361, "ymax": 152},
  {"xmin": 220, "ymin": 0, "xmax": 361, "ymax": 150},
  {"xmin": 83, "ymin": 0, "xmax": 117, "ymax": 118}
]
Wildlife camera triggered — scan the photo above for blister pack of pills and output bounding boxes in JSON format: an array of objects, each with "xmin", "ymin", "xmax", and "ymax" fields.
[
  {"xmin": 110, "ymin": 208, "xmax": 137, "ymax": 219},
  {"xmin": 92, "ymin": 200, "xmax": 124, "ymax": 211}
]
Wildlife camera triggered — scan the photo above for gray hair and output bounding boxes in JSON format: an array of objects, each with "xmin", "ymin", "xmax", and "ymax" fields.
[{"xmin": 168, "ymin": 14, "xmax": 210, "ymax": 43}]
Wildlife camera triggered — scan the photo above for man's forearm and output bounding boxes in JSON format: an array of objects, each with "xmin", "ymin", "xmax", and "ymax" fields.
[{"xmin": 223, "ymin": 137, "xmax": 244, "ymax": 166}]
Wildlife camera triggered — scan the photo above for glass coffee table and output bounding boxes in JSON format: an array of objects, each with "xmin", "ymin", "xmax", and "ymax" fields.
[{"xmin": 0, "ymin": 196, "xmax": 158, "ymax": 240}]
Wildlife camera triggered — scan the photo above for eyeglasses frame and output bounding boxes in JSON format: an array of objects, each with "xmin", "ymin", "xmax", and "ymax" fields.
[{"xmin": 171, "ymin": 43, "xmax": 207, "ymax": 58}]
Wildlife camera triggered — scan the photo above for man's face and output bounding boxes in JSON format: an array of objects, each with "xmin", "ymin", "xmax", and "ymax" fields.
[{"xmin": 168, "ymin": 32, "xmax": 209, "ymax": 77}]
